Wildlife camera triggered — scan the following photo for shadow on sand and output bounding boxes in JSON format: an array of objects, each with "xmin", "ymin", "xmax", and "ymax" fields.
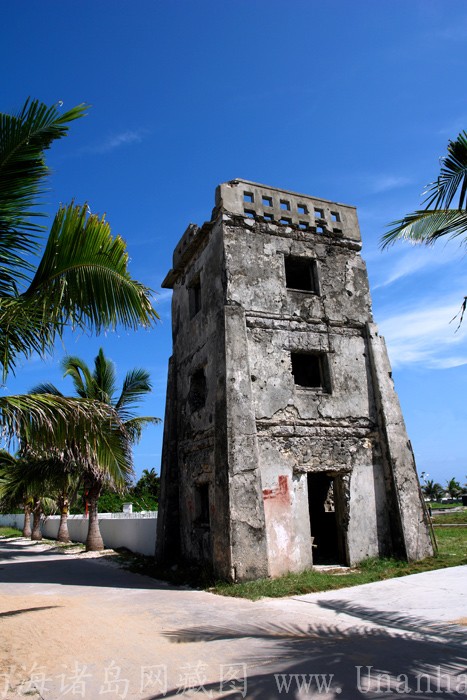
[{"xmin": 146, "ymin": 602, "xmax": 467, "ymax": 699}]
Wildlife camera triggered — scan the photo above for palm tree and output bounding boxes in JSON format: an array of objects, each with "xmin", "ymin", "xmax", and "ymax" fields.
[
  {"xmin": 0, "ymin": 450, "xmax": 32, "ymax": 537},
  {"xmin": 445, "ymin": 477, "xmax": 462, "ymax": 501},
  {"xmin": 0, "ymin": 98, "xmax": 158, "ymax": 447},
  {"xmin": 421, "ymin": 479, "xmax": 444, "ymax": 502},
  {"xmin": 8, "ymin": 451, "xmax": 82, "ymax": 543},
  {"xmin": 134, "ymin": 467, "xmax": 160, "ymax": 497},
  {"xmin": 381, "ymin": 130, "xmax": 467, "ymax": 320},
  {"xmin": 0, "ymin": 450, "xmax": 56, "ymax": 540},
  {"xmin": 32, "ymin": 349, "xmax": 160, "ymax": 550}
]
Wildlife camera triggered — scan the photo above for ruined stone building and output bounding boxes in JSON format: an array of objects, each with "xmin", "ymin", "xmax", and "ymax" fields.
[{"xmin": 156, "ymin": 179, "xmax": 433, "ymax": 581}]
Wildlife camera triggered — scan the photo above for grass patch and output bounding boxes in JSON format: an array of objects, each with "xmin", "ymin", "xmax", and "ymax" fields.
[
  {"xmin": 212, "ymin": 526, "xmax": 467, "ymax": 600},
  {"xmin": 429, "ymin": 502, "xmax": 461, "ymax": 510},
  {"xmin": 0, "ymin": 526, "xmax": 22, "ymax": 538},
  {"xmin": 432, "ymin": 510, "xmax": 467, "ymax": 525}
]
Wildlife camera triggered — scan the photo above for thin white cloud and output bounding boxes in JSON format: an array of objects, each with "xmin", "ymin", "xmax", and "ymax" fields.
[
  {"xmin": 373, "ymin": 244, "xmax": 463, "ymax": 290},
  {"xmin": 85, "ymin": 129, "xmax": 148, "ymax": 154},
  {"xmin": 378, "ymin": 300, "xmax": 467, "ymax": 369},
  {"xmin": 370, "ymin": 175, "xmax": 413, "ymax": 194}
]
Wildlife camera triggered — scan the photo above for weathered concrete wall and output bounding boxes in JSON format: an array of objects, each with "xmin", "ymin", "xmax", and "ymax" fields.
[
  {"xmin": 157, "ymin": 179, "xmax": 433, "ymax": 581},
  {"xmin": 366, "ymin": 323, "xmax": 433, "ymax": 560}
]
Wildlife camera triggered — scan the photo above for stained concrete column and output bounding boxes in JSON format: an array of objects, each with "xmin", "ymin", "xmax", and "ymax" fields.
[
  {"xmin": 224, "ymin": 305, "xmax": 269, "ymax": 580},
  {"xmin": 155, "ymin": 356, "xmax": 180, "ymax": 562},
  {"xmin": 366, "ymin": 323, "xmax": 433, "ymax": 560}
]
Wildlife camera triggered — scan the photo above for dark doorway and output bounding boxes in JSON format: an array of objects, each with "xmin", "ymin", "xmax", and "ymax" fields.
[{"xmin": 307, "ymin": 472, "xmax": 345, "ymax": 565}]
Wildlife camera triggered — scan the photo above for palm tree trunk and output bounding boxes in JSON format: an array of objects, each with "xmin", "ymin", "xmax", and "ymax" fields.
[
  {"xmin": 31, "ymin": 497, "xmax": 42, "ymax": 541},
  {"xmin": 57, "ymin": 496, "xmax": 71, "ymax": 543},
  {"xmin": 22, "ymin": 501, "xmax": 32, "ymax": 538},
  {"xmin": 86, "ymin": 483, "xmax": 104, "ymax": 551}
]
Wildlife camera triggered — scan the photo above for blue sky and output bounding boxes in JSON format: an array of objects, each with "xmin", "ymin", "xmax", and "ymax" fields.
[{"xmin": 2, "ymin": 0, "xmax": 467, "ymax": 487}]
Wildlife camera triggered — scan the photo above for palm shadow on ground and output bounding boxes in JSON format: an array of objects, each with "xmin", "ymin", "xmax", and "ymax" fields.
[{"xmin": 147, "ymin": 602, "xmax": 467, "ymax": 699}]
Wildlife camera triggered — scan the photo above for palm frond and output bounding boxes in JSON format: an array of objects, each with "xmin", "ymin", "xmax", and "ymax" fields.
[
  {"xmin": 123, "ymin": 416, "xmax": 161, "ymax": 444},
  {"xmin": 381, "ymin": 209, "xmax": 467, "ymax": 248},
  {"xmin": 62, "ymin": 355, "xmax": 94, "ymax": 399},
  {"xmin": 0, "ymin": 294, "xmax": 57, "ymax": 377},
  {"xmin": 94, "ymin": 348, "xmax": 117, "ymax": 404},
  {"xmin": 28, "ymin": 382, "xmax": 63, "ymax": 396},
  {"xmin": 423, "ymin": 131, "xmax": 467, "ymax": 210},
  {"xmin": 0, "ymin": 393, "xmax": 117, "ymax": 449},
  {"xmin": 24, "ymin": 201, "xmax": 159, "ymax": 332},
  {"xmin": 0, "ymin": 202, "xmax": 159, "ymax": 378},
  {"xmin": 115, "ymin": 367, "xmax": 153, "ymax": 413},
  {"xmin": 0, "ymin": 98, "xmax": 87, "ymax": 292}
]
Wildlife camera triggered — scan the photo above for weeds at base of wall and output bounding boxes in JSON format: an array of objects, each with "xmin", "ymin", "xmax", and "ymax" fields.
[{"xmin": 213, "ymin": 526, "xmax": 467, "ymax": 599}]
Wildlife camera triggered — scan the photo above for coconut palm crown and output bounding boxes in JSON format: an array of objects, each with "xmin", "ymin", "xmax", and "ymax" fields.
[{"xmin": 31, "ymin": 349, "xmax": 160, "ymax": 550}]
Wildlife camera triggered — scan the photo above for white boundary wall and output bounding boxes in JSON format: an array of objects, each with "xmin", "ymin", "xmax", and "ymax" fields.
[{"xmin": 0, "ymin": 513, "xmax": 158, "ymax": 557}]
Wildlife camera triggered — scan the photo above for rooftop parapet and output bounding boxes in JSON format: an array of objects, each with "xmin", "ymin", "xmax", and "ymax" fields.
[{"xmin": 215, "ymin": 179, "xmax": 361, "ymax": 243}]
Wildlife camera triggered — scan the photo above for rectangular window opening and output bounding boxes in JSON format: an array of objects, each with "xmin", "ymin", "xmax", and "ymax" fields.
[
  {"xmin": 298, "ymin": 221, "xmax": 308, "ymax": 230},
  {"xmin": 285, "ymin": 256, "xmax": 318, "ymax": 293},
  {"xmin": 316, "ymin": 225, "xmax": 325, "ymax": 234},
  {"xmin": 188, "ymin": 278, "xmax": 202, "ymax": 318},
  {"xmin": 331, "ymin": 211, "xmax": 340, "ymax": 222},
  {"xmin": 314, "ymin": 208, "xmax": 324, "ymax": 219},
  {"xmin": 280, "ymin": 200, "xmax": 290, "ymax": 210},
  {"xmin": 262, "ymin": 196, "xmax": 273, "ymax": 207},
  {"xmin": 244, "ymin": 209, "xmax": 256, "ymax": 219},
  {"xmin": 188, "ymin": 367, "xmax": 206, "ymax": 411},
  {"xmin": 291, "ymin": 352, "xmax": 329, "ymax": 391},
  {"xmin": 298, "ymin": 204, "xmax": 308, "ymax": 214},
  {"xmin": 263, "ymin": 213, "xmax": 274, "ymax": 221},
  {"xmin": 195, "ymin": 483, "xmax": 210, "ymax": 527},
  {"xmin": 280, "ymin": 217, "xmax": 292, "ymax": 225},
  {"xmin": 243, "ymin": 192, "xmax": 254, "ymax": 203}
]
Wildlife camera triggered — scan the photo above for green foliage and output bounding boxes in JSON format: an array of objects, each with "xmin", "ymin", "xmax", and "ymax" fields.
[
  {"xmin": 0, "ymin": 98, "xmax": 158, "ymax": 463},
  {"xmin": 445, "ymin": 477, "xmax": 462, "ymax": 499},
  {"xmin": 98, "ymin": 489, "xmax": 158, "ymax": 513},
  {"xmin": 133, "ymin": 468, "xmax": 160, "ymax": 499},
  {"xmin": 422, "ymin": 479, "xmax": 445, "ymax": 501},
  {"xmin": 382, "ymin": 130, "xmax": 467, "ymax": 249},
  {"xmin": 31, "ymin": 349, "xmax": 159, "ymax": 492},
  {"xmin": 0, "ymin": 98, "xmax": 158, "ymax": 380}
]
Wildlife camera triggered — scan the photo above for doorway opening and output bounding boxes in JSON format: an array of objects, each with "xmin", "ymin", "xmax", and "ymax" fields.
[{"xmin": 307, "ymin": 472, "xmax": 347, "ymax": 565}]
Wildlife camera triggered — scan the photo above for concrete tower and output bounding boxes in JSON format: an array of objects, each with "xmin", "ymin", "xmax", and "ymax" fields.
[{"xmin": 156, "ymin": 179, "xmax": 433, "ymax": 582}]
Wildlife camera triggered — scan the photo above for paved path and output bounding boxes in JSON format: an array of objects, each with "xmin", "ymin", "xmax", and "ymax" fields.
[{"xmin": 0, "ymin": 538, "xmax": 466, "ymax": 699}]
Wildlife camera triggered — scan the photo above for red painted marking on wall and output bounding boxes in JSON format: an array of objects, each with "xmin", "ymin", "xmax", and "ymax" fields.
[{"xmin": 263, "ymin": 475, "xmax": 290, "ymax": 504}]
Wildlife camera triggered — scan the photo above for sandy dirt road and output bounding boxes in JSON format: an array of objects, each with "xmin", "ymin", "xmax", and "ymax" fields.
[{"xmin": 1, "ymin": 537, "xmax": 466, "ymax": 699}]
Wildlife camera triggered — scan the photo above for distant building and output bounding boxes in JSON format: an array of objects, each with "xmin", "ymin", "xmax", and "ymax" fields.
[{"xmin": 156, "ymin": 179, "xmax": 433, "ymax": 581}]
